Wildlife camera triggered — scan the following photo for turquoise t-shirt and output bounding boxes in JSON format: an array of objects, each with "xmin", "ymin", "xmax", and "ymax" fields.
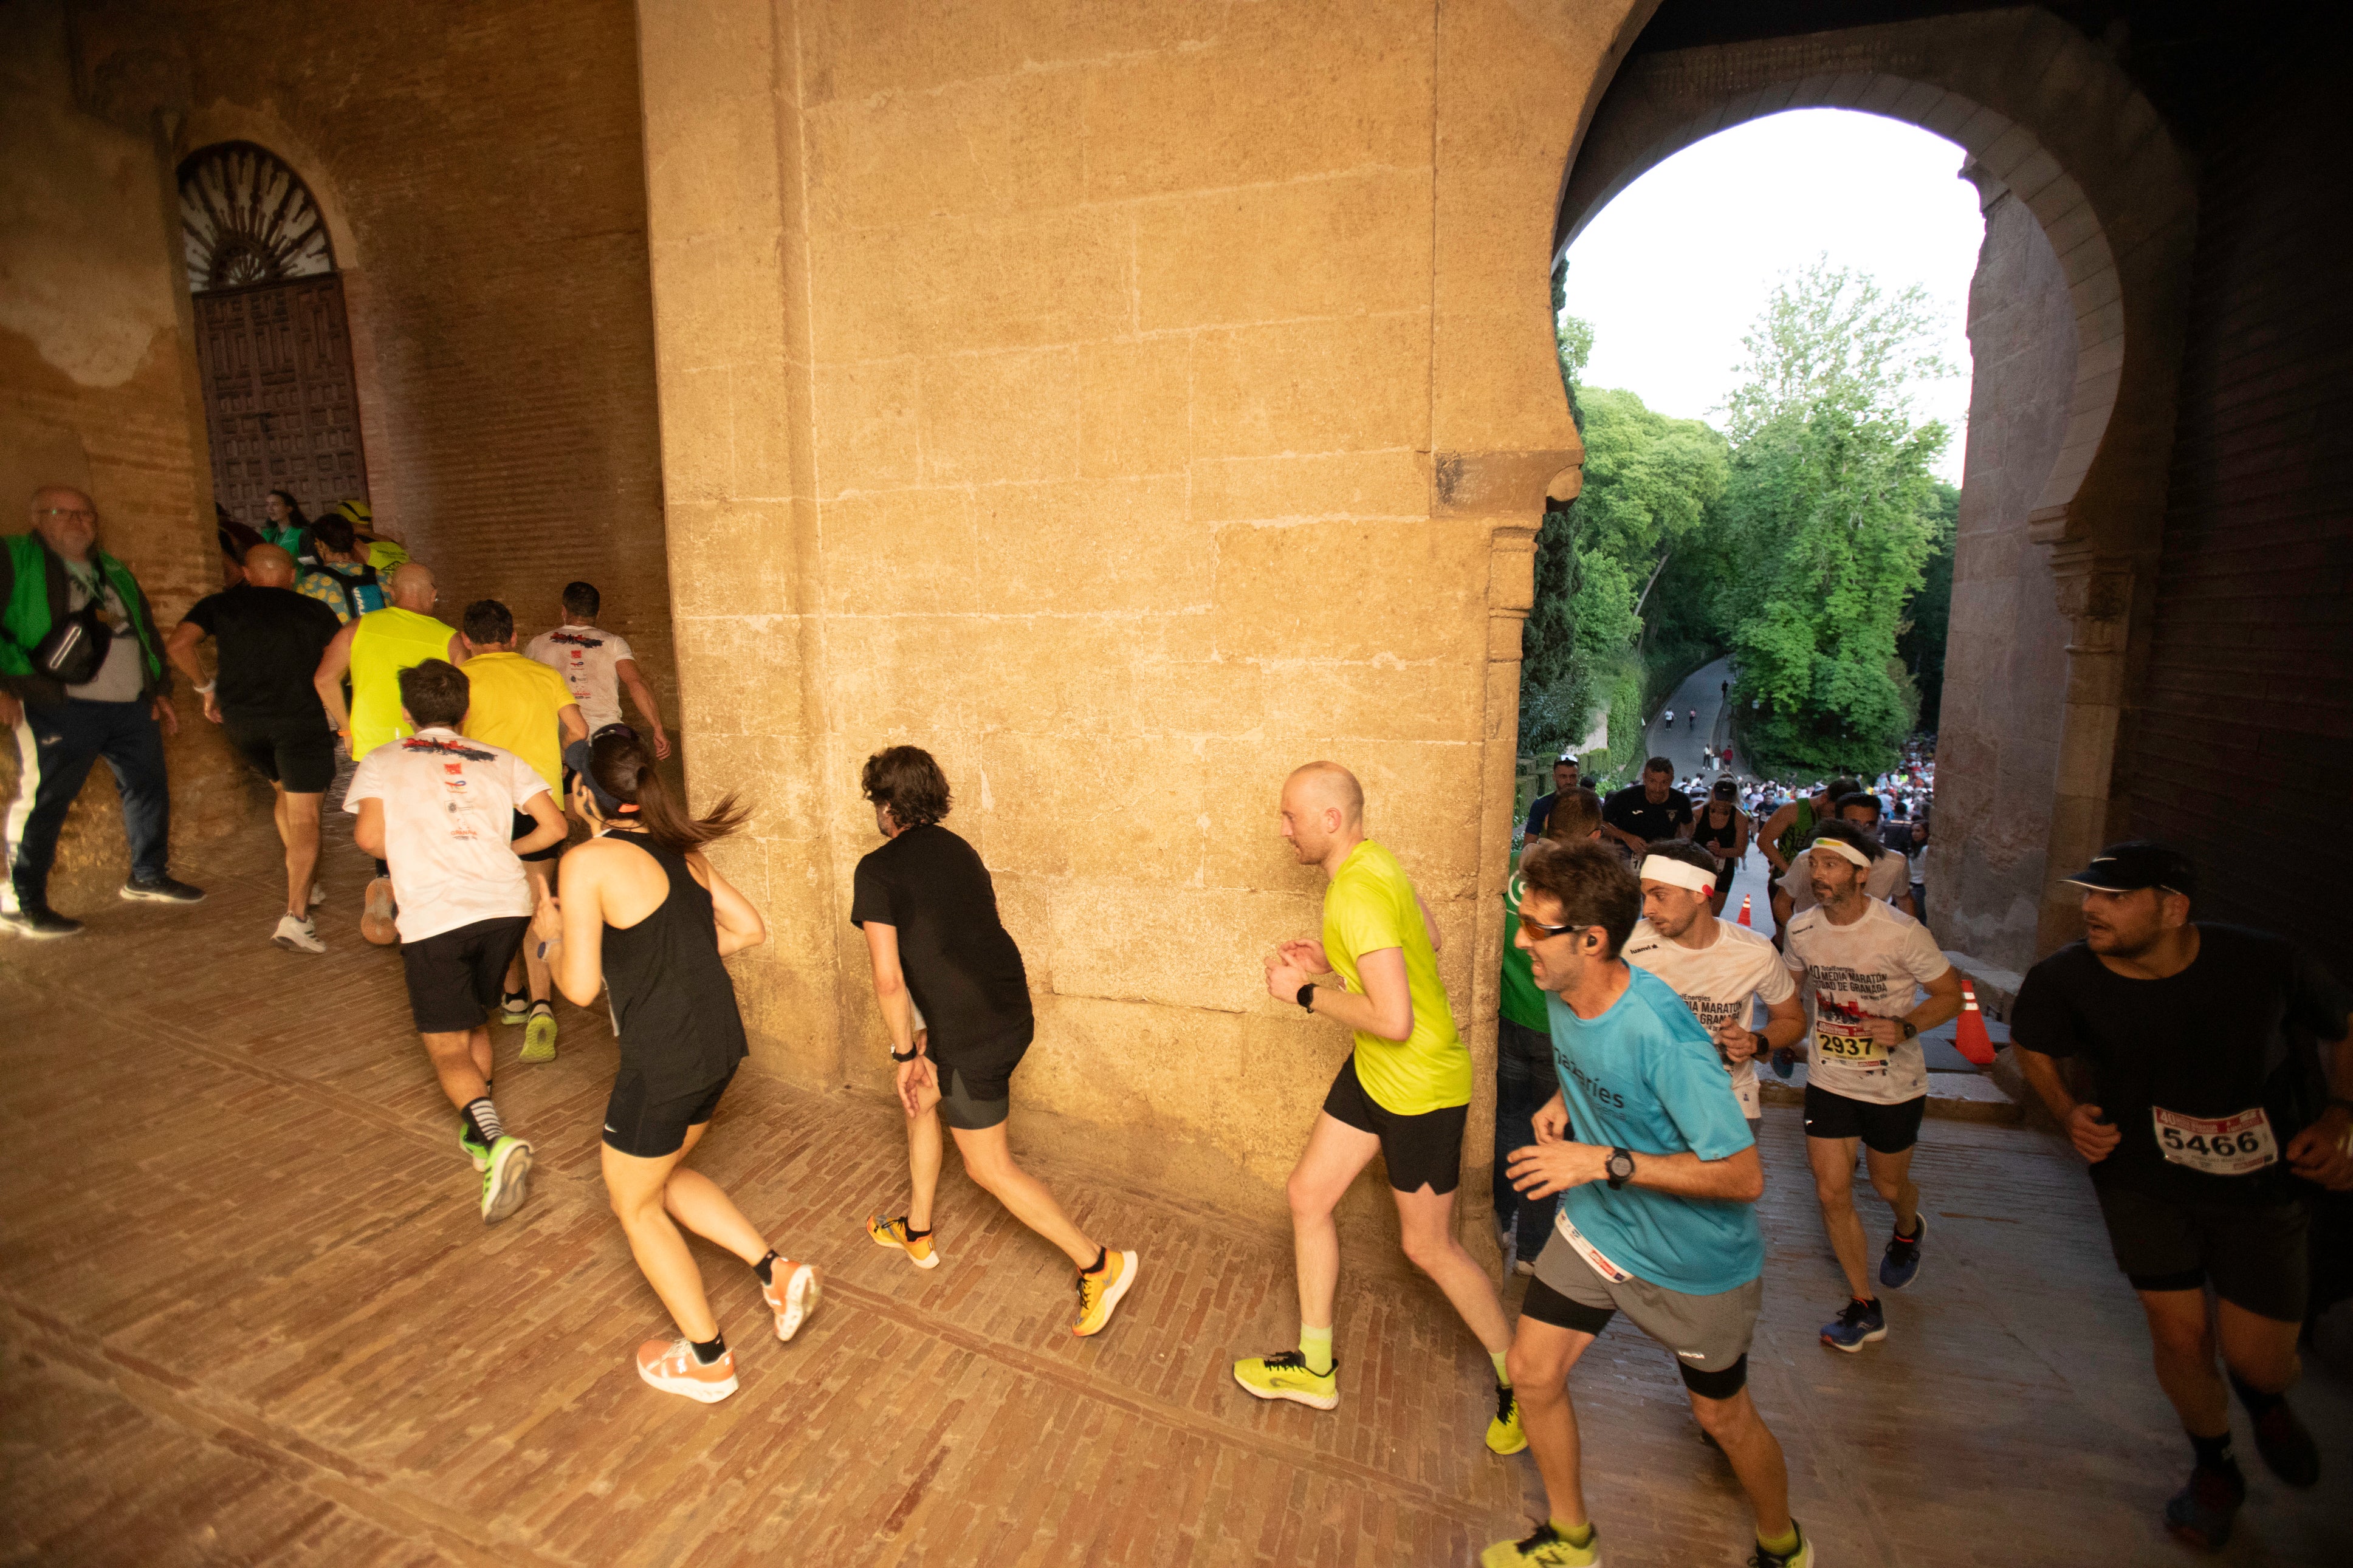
[{"xmin": 1545, "ymin": 965, "xmax": 1762, "ymax": 1295}]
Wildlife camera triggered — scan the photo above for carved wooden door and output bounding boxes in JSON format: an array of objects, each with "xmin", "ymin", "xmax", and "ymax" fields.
[{"xmin": 194, "ymin": 275, "xmax": 368, "ymax": 528}]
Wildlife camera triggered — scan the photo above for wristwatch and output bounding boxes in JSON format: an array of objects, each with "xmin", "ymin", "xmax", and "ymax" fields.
[
  {"xmin": 1605, "ymin": 1146, "xmax": 1636, "ymax": 1190},
  {"xmin": 889, "ymin": 1046, "xmax": 921, "ymax": 1064},
  {"xmin": 1296, "ymin": 982, "xmax": 1317, "ymax": 1012},
  {"xmin": 1898, "ymin": 1018, "xmax": 1918, "ymax": 1041}
]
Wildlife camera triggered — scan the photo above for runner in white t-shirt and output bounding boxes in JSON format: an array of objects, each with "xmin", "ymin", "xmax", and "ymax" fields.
[
  {"xmin": 1622, "ymin": 841, "xmax": 1807, "ymax": 1136},
  {"xmin": 1777, "ymin": 792, "xmax": 1915, "ymax": 920},
  {"xmin": 524, "ymin": 581, "xmax": 671, "ymax": 758},
  {"xmin": 346, "ymin": 659, "xmax": 568, "ymax": 1225},
  {"xmin": 1781, "ymin": 821, "xmax": 1963, "ymax": 1354}
]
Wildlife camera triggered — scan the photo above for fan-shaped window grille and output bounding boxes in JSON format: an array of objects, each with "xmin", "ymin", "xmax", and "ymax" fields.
[{"xmin": 178, "ymin": 143, "xmax": 334, "ymax": 293}]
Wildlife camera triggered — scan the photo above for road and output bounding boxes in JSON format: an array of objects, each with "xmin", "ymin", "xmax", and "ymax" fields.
[{"xmin": 1638, "ymin": 654, "xmax": 1738, "ymax": 779}]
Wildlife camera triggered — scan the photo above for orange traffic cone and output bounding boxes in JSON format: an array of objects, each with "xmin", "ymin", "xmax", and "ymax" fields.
[
  {"xmin": 1954, "ymin": 976, "xmax": 1996, "ymax": 1066},
  {"xmin": 1736, "ymin": 894, "xmax": 1752, "ymax": 927}
]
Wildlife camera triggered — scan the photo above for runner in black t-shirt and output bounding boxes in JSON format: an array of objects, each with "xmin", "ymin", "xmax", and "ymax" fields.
[
  {"xmin": 164, "ymin": 544, "xmax": 343, "ymax": 952},
  {"xmin": 1598, "ymin": 758, "xmax": 1694, "ymax": 854},
  {"xmin": 2012, "ymin": 842, "xmax": 2352, "ymax": 1552},
  {"xmin": 850, "ymin": 745, "xmax": 1138, "ymax": 1338}
]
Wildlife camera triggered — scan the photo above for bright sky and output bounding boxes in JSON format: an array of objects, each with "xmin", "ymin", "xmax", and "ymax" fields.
[{"xmin": 1561, "ymin": 109, "xmax": 1984, "ymax": 484}]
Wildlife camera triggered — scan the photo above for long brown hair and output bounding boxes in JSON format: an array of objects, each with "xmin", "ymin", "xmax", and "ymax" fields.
[{"xmin": 588, "ymin": 730, "xmax": 749, "ymax": 854}]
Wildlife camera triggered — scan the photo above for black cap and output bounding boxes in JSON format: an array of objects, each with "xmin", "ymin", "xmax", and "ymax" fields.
[
  {"xmin": 1712, "ymin": 778, "xmax": 1736, "ymax": 798},
  {"xmin": 2062, "ymin": 841, "xmax": 2196, "ymax": 899}
]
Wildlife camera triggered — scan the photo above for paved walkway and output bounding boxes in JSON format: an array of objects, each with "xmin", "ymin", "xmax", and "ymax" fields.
[
  {"xmin": 1640, "ymin": 656, "xmax": 1739, "ymax": 782},
  {"xmin": 4, "ymin": 820, "xmax": 2349, "ymax": 1566}
]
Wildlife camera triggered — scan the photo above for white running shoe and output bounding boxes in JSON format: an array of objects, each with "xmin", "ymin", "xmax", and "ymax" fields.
[
  {"xmin": 273, "ymin": 913, "xmax": 327, "ymax": 953},
  {"xmin": 309, "ymin": 882, "xmax": 327, "ymax": 908}
]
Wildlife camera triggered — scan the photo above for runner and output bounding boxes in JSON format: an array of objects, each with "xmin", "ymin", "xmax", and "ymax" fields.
[
  {"xmin": 345, "ymin": 659, "xmax": 563, "ymax": 1223},
  {"xmin": 1236, "ymin": 762, "xmax": 1522, "ymax": 1458},
  {"xmin": 1522, "ymin": 753, "xmax": 1581, "ymax": 841},
  {"xmin": 2011, "ymin": 842, "xmax": 2352, "ymax": 1549},
  {"xmin": 535, "ymin": 728, "xmax": 820, "ymax": 1403},
  {"xmin": 1483, "ymin": 840, "xmax": 1811, "ymax": 1568},
  {"xmin": 1781, "ymin": 820, "xmax": 1962, "ymax": 1351},
  {"xmin": 1690, "ymin": 779, "xmax": 1749, "ymax": 916},
  {"xmin": 852, "ymin": 745, "xmax": 1138, "ymax": 1335},
  {"xmin": 1778, "ymin": 792, "xmax": 1915, "ymax": 921},
  {"xmin": 1598, "ymin": 758, "xmax": 1694, "ymax": 855},
  {"xmin": 1758, "ymin": 780, "xmax": 1847, "ymax": 943},
  {"xmin": 525, "ymin": 582, "xmax": 670, "ymax": 761},
  {"xmin": 1624, "ymin": 840, "xmax": 1805, "ymax": 1142},
  {"xmin": 313, "ymin": 563, "xmax": 462, "ymax": 944},
  {"xmin": 163, "ymin": 544, "xmax": 342, "ymax": 951},
  {"xmin": 457, "ymin": 599, "xmax": 586, "ymax": 1061}
]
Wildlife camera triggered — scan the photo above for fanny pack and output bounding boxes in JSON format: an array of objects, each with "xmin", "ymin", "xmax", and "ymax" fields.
[{"xmin": 30, "ymin": 597, "xmax": 112, "ymax": 685}]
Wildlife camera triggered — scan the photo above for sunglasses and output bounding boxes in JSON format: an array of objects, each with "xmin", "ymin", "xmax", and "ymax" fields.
[{"xmin": 1521, "ymin": 917, "xmax": 1593, "ymax": 940}]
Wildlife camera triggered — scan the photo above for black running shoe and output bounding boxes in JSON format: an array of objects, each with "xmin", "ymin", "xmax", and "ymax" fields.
[
  {"xmin": 0, "ymin": 904, "xmax": 83, "ymax": 939},
  {"xmin": 2251, "ymin": 1401, "xmax": 2320, "ymax": 1488},
  {"xmin": 2163, "ymin": 1461, "xmax": 2245, "ymax": 1552},
  {"xmin": 120, "ymin": 874, "xmax": 205, "ymax": 903}
]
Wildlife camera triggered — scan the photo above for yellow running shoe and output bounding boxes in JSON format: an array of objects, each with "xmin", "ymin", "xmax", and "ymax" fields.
[
  {"xmin": 1480, "ymin": 1522, "xmax": 1598, "ymax": 1567},
  {"xmin": 1231, "ymin": 1350, "xmax": 1338, "ymax": 1410},
  {"xmin": 1071, "ymin": 1248, "xmax": 1138, "ymax": 1337},
  {"xmin": 1488, "ymin": 1382, "xmax": 1527, "ymax": 1455},
  {"xmin": 520, "ymin": 1005, "xmax": 557, "ymax": 1063},
  {"xmin": 867, "ymin": 1213, "xmax": 939, "ymax": 1269}
]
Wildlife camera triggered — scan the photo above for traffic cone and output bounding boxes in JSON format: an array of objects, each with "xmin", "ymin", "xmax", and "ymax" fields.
[
  {"xmin": 1736, "ymin": 894, "xmax": 1753, "ymax": 927},
  {"xmin": 1954, "ymin": 976, "xmax": 1996, "ymax": 1066}
]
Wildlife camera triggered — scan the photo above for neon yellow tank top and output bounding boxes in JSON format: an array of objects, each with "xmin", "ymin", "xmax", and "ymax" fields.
[{"xmin": 348, "ymin": 606, "xmax": 456, "ymax": 759}]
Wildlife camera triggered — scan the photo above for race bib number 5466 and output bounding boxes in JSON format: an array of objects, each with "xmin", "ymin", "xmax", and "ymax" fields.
[{"xmin": 2152, "ymin": 1106, "xmax": 2276, "ymax": 1176}]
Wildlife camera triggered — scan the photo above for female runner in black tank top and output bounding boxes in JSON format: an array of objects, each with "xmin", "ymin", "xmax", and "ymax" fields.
[
  {"xmin": 1691, "ymin": 781, "xmax": 1749, "ymax": 916},
  {"xmin": 537, "ymin": 730, "xmax": 822, "ymax": 1405}
]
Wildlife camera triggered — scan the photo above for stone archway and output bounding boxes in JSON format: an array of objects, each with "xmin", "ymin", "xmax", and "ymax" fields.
[{"xmin": 1553, "ymin": 5, "xmax": 2199, "ymax": 960}]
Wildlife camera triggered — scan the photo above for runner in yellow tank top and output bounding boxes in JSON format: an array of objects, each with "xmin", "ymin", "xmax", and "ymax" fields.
[
  {"xmin": 311, "ymin": 561, "xmax": 462, "ymax": 943},
  {"xmin": 1231, "ymin": 761, "xmax": 1522, "ymax": 1459}
]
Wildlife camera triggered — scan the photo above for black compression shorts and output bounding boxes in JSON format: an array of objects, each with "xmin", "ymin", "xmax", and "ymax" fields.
[{"xmin": 1322, "ymin": 1055, "xmax": 1467, "ymax": 1194}]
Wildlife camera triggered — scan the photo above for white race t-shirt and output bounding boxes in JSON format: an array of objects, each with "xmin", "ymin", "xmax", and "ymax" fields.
[
  {"xmin": 1780, "ymin": 845, "xmax": 1910, "ymax": 914},
  {"xmin": 1623, "ymin": 916, "xmax": 1796, "ymax": 1117},
  {"xmin": 343, "ymin": 727, "xmax": 552, "ymax": 944},
  {"xmin": 525, "ymin": 623, "xmax": 634, "ymax": 731},
  {"xmin": 1782, "ymin": 899, "xmax": 1951, "ymax": 1106}
]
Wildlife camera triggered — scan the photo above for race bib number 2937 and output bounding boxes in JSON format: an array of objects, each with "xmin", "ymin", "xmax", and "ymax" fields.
[{"xmin": 2152, "ymin": 1106, "xmax": 2276, "ymax": 1176}]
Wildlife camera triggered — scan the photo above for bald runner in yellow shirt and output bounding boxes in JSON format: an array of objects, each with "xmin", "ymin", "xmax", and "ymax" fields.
[{"xmin": 1232, "ymin": 762, "xmax": 1523, "ymax": 1457}]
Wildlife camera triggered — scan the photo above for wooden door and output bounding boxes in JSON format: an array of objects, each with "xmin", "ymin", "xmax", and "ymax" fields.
[{"xmin": 194, "ymin": 275, "xmax": 368, "ymax": 528}]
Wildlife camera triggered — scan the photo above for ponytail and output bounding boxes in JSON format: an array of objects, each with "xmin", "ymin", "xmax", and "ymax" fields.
[{"xmin": 588, "ymin": 730, "xmax": 750, "ymax": 854}]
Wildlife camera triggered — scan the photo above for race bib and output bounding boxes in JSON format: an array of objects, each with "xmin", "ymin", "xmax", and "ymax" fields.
[
  {"xmin": 1554, "ymin": 1213, "xmax": 1633, "ymax": 1284},
  {"xmin": 2152, "ymin": 1106, "xmax": 2276, "ymax": 1176},
  {"xmin": 1814, "ymin": 1025, "xmax": 1887, "ymax": 1064}
]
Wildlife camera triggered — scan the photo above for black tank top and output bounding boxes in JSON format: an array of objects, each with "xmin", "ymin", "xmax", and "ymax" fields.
[
  {"xmin": 1693, "ymin": 805, "xmax": 1741, "ymax": 855},
  {"xmin": 600, "ymin": 830, "xmax": 749, "ymax": 1094}
]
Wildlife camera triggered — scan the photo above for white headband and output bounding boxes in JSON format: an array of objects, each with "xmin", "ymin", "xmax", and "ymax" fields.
[
  {"xmin": 1810, "ymin": 836, "xmax": 1874, "ymax": 869},
  {"xmin": 1639, "ymin": 854, "xmax": 1716, "ymax": 894}
]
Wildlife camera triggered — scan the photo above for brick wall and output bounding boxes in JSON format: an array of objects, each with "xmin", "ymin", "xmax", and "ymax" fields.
[{"xmin": 2124, "ymin": 49, "xmax": 2353, "ymax": 981}]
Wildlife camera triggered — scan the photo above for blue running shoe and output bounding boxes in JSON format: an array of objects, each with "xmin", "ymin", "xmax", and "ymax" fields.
[
  {"xmin": 1821, "ymin": 1296, "xmax": 1885, "ymax": 1352},
  {"xmin": 2163, "ymin": 1462, "xmax": 2244, "ymax": 1551},
  {"xmin": 1879, "ymin": 1213, "xmax": 1925, "ymax": 1291},
  {"xmin": 1770, "ymin": 1047, "xmax": 1795, "ymax": 1080}
]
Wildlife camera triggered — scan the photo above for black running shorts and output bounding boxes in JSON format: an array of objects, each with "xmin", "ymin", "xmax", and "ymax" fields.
[
  {"xmin": 2092, "ymin": 1182, "xmax": 2309, "ymax": 1323},
  {"xmin": 603, "ymin": 1066, "xmax": 735, "ymax": 1159},
  {"xmin": 400, "ymin": 916, "xmax": 529, "ymax": 1034},
  {"xmin": 224, "ymin": 717, "xmax": 337, "ymax": 795},
  {"xmin": 933, "ymin": 1060, "xmax": 1011, "ymax": 1132},
  {"xmin": 1322, "ymin": 1055, "xmax": 1468, "ymax": 1194},
  {"xmin": 510, "ymin": 808, "xmax": 563, "ymax": 864},
  {"xmin": 1802, "ymin": 1082, "xmax": 1926, "ymax": 1154}
]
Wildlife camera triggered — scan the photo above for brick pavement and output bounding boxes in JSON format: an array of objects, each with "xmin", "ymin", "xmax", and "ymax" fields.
[{"xmin": 4, "ymin": 823, "xmax": 2349, "ymax": 1567}]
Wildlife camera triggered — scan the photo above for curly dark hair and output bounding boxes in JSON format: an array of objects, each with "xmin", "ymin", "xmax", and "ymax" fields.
[
  {"xmin": 1518, "ymin": 838, "xmax": 1640, "ymax": 959},
  {"xmin": 861, "ymin": 745, "xmax": 951, "ymax": 830}
]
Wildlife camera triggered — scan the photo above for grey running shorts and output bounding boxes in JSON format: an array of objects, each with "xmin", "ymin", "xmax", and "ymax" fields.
[{"xmin": 1526, "ymin": 1222, "xmax": 1762, "ymax": 1377}]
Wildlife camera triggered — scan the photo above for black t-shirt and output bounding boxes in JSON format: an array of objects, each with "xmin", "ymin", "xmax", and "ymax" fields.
[
  {"xmin": 2011, "ymin": 924, "xmax": 2350, "ymax": 1205},
  {"xmin": 850, "ymin": 824, "xmax": 1034, "ymax": 1072},
  {"xmin": 184, "ymin": 584, "xmax": 343, "ymax": 729},
  {"xmin": 1601, "ymin": 784, "xmax": 1694, "ymax": 846}
]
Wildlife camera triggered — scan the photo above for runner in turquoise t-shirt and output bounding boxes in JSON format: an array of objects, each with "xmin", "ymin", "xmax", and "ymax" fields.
[{"xmin": 1482, "ymin": 839, "xmax": 1813, "ymax": 1568}]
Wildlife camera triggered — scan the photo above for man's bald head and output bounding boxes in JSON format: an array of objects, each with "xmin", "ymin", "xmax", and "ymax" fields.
[
  {"xmin": 386, "ymin": 561, "xmax": 437, "ymax": 611},
  {"xmin": 1286, "ymin": 762, "xmax": 1364, "ymax": 823},
  {"xmin": 1278, "ymin": 761, "xmax": 1366, "ymax": 869},
  {"xmin": 242, "ymin": 543, "xmax": 297, "ymax": 587},
  {"xmin": 28, "ymin": 485, "xmax": 98, "ymax": 560}
]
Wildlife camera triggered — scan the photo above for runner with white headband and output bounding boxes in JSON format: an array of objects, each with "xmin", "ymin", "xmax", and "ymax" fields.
[
  {"xmin": 1623, "ymin": 841, "xmax": 1807, "ymax": 1144},
  {"xmin": 1781, "ymin": 820, "xmax": 1963, "ymax": 1353}
]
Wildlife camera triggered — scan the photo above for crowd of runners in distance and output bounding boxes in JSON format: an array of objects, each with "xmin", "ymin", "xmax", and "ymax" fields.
[{"xmin": 6, "ymin": 485, "xmax": 2350, "ymax": 1566}]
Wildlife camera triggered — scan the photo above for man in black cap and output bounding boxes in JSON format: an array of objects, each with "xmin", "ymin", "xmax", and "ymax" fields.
[{"xmin": 2011, "ymin": 841, "xmax": 2352, "ymax": 1552}]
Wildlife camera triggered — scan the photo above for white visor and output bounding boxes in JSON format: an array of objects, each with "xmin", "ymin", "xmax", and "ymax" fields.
[
  {"xmin": 1639, "ymin": 854, "xmax": 1716, "ymax": 894},
  {"xmin": 1810, "ymin": 836, "xmax": 1874, "ymax": 869}
]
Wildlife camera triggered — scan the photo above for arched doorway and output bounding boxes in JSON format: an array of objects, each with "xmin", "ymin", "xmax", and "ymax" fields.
[{"xmin": 177, "ymin": 142, "xmax": 369, "ymax": 529}]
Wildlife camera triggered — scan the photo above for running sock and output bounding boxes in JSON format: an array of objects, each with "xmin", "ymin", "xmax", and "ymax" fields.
[
  {"xmin": 1300, "ymin": 1324, "xmax": 1334, "ymax": 1377},
  {"xmin": 905, "ymin": 1222, "xmax": 932, "ymax": 1239},
  {"xmin": 689, "ymin": 1332, "xmax": 726, "ymax": 1366},
  {"xmin": 1756, "ymin": 1524, "xmax": 1801, "ymax": 1556},
  {"xmin": 2227, "ymin": 1372, "xmax": 2284, "ymax": 1421},
  {"xmin": 1490, "ymin": 1349, "xmax": 1511, "ymax": 1386},
  {"xmin": 2190, "ymin": 1430, "xmax": 2238, "ymax": 1471},
  {"xmin": 1549, "ymin": 1522, "xmax": 1594, "ymax": 1549},
  {"xmin": 464, "ymin": 1097, "xmax": 504, "ymax": 1145},
  {"xmin": 754, "ymin": 1249, "xmax": 778, "ymax": 1286},
  {"xmin": 1894, "ymin": 1216, "xmax": 1922, "ymax": 1242},
  {"xmin": 1082, "ymin": 1245, "xmax": 1108, "ymax": 1276}
]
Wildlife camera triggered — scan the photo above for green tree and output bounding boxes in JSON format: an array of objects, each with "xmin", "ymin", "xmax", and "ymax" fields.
[{"xmin": 1896, "ymin": 480, "xmax": 1959, "ymax": 730}]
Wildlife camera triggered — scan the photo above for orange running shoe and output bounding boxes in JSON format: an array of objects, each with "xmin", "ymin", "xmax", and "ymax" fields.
[
  {"xmin": 761, "ymin": 1258, "xmax": 823, "ymax": 1342},
  {"xmin": 636, "ymin": 1337, "xmax": 738, "ymax": 1403},
  {"xmin": 1071, "ymin": 1248, "xmax": 1139, "ymax": 1337},
  {"xmin": 867, "ymin": 1213, "xmax": 939, "ymax": 1270}
]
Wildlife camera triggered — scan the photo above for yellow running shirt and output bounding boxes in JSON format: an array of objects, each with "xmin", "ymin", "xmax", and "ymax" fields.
[
  {"xmin": 348, "ymin": 606, "xmax": 457, "ymax": 759},
  {"xmin": 457, "ymin": 651, "xmax": 575, "ymax": 795},
  {"xmin": 1322, "ymin": 839, "xmax": 1469, "ymax": 1115}
]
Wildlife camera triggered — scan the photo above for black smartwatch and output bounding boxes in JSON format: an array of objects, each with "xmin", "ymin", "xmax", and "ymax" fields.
[
  {"xmin": 1296, "ymin": 982, "xmax": 1317, "ymax": 1012},
  {"xmin": 890, "ymin": 1046, "xmax": 921, "ymax": 1064},
  {"xmin": 1604, "ymin": 1146, "xmax": 1636, "ymax": 1190},
  {"xmin": 1898, "ymin": 1018, "xmax": 1919, "ymax": 1041}
]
